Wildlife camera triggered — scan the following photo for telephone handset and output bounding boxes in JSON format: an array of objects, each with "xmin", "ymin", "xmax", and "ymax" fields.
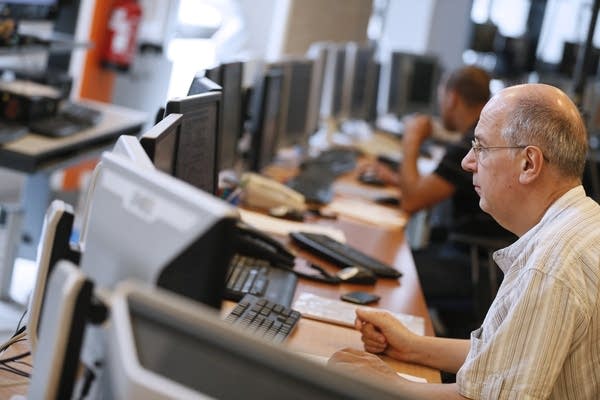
[
  {"xmin": 234, "ymin": 222, "xmax": 296, "ymax": 269},
  {"xmin": 240, "ymin": 173, "xmax": 306, "ymax": 212}
]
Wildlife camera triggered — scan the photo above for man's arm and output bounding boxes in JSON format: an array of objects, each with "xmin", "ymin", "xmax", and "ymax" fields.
[
  {"xmin": 398, "ymin": 116, "xmax": 455, "ymax": 213},
  {"xmin": 356, "ymin": 309, "xmax": 470, "ymax": 373}
]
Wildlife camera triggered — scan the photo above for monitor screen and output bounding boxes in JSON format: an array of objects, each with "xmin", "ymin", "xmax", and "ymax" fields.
[
  {"xmin": 139, "ymin": 113, "xmax": 182, "ymax": 175},
  {"xmin": 111, "ymin": 135, "xmax": 155, "ymax": 170},
  {"xmin": 347, "ymin": 44, "xmax": 378, "ymax": 121},
  {"xmin": 165, "ymin": 91, "xmax": 221, "ymax": 195},
  {"xmin": 388, "ymin": 52, "xmax": 440, "ymax": 117},
  {"xmin": 279, "ymin": 59, "xmax": 314, "ymax": 148},
  {"xmin": 108, "ymin": 282, "xmax": 407, "ymax": 400},
  {"xmin": 80, "ymin": 151, "xmax": 239, "ymax": 308},
  {"xmin": 248, "ymin": 66, "xmax": 285, "ymax": 171},
  {"xmin": 305, "ymin": 43, "xmax": 328, "ymax": 136},
  {"xmin": 208, "ymin": 62, "xmax": 244, "ymax": 171},
  {"xmin": 331, "ymin": 46, "xmax": 347, "ymax": 119}
]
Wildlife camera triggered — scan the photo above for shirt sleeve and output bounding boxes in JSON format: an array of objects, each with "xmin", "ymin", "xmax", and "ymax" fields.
[{"xmin": 457, "ymin": 269, "xmax": 584, "ymax": 399}]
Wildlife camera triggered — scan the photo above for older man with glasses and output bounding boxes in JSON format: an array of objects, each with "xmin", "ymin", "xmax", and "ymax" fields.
[{"xmin": 329, "ymin": 83, "xmax": 600, "ymax": 399}]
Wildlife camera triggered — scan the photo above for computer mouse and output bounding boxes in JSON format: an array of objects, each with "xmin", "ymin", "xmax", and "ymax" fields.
[
  {"xmin": 374, "ymin": 196, "xmax": 401, "ymax": 206},
  {"xmin": 336, "ymin": 266, "xmax": 377, "ymax": 285},
  {"xmin": 358, "ymin": 170, "xmax": 385, "ymax": 186}
]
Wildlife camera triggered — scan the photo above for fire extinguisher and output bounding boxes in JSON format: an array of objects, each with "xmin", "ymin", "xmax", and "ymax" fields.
[{"xmin": 101, "ymin": 0, "xmax": 142, "ymax": 72}]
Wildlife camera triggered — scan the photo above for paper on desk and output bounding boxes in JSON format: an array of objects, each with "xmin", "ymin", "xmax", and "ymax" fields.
[
  {"xmin": 332, "ymin": 181, "xmax": 400, "ymax": 202},
  {"xmin": 322, "ymin": 198, "xmax": 407, "ymax": 229},
  {"xmin": 239, "ymin": 209, "xmax": 346, "ymax": 243},
  {"xmin": 293, "ymin": 293, "xmax": 425, "ymax": 336},
  {"xmin": 293, "ymin": 352, "xmax": 428, "ymax": 383}
]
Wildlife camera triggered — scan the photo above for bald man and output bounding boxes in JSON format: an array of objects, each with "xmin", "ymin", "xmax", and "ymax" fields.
[{"xmin": 329, "ymin": 84, "xmax": 600, "ymax": 399}]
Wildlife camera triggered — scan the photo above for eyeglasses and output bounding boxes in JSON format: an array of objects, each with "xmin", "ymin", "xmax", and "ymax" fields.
[{"xmin": 470, "ymin": 139, "xmax": 526, "ymax": 161}]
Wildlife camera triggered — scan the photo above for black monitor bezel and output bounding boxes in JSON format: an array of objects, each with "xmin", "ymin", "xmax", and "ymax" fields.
[
  {"xmin": 139, "ymin": 113, "xmax": 183, "ymax": 176},
  {"xmin": 165, "ymin": 91, "xmax": 221, "ymax": 195}
]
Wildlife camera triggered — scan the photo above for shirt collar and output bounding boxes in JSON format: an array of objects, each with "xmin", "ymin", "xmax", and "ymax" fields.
[{"xmin": 493, "ymin": 186, "xmax": 587, "ymax": 274}]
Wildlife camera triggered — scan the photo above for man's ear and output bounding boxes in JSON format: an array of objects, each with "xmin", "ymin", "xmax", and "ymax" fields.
[{"xmin": 519, "ymin": 146, "xmax": 544, "ymax": 184}]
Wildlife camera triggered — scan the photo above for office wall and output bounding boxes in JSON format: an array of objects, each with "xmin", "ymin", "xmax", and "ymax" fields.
[{"xmin": 279, "ymin": 0, "xmax": 372, "ymax": 56}]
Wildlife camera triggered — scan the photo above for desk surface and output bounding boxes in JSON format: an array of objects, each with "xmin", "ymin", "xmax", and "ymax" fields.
[{"xmin": 0, "ymin": 99, "xmax": 147, "ymax": 173}]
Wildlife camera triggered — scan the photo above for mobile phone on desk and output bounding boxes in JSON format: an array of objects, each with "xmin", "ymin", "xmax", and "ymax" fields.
[{"xmin": 340, "ymin": 291, "xmax": 380, "ymax": 305}]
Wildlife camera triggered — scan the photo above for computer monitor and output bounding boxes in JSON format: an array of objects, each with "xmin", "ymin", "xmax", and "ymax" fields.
[
  {"xmin": 331, "ymin": 45, "xmax": 347, "ymax": 120},
  {"xmin": 387, "ymin": 52, "xmax": 441, "ymax": 117},
  {"xmin": 111, "ymin": 135, "xmax": 156, "ymax": 170},
  {"xmin": 248, "ymin": 66, "xmax": 285, "ymax": 171},
  {"xmin": 80, "ymin": 151, "xmax": 239, "ymax": 308},
  {"xmin": 27, "ymin": 199, "xmax": 80, "ymax": 353},
  {"xmin": 204, "ymin": 62, "xmax": 244, "ymax": 171},
  {"xmin": 344, "ymin": 43, "xmax": 378, "ymax": 121},
  {"xmin": 139, "ymin": 113, "xmax": 182, "ymax": 175},
  {"xmin": 107, "ymin": 281, "xmax": 406, "ymax": 400},
  {"xmin": 276, "ymin": 59, "xmax": 314, "ymax": 148},
  {"xmin": 28, "ymin": 260, "xmax": 93, "ymax": 400},
  {"xmin": 306, "ymin": 42, "xmax": 329, "ymax": 135},
  {"xmin": 165, "ymin": 91, "xmax": 221, "ymax": 194}
]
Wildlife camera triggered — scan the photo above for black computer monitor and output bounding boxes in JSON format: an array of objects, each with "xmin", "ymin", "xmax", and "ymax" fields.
[
  {"xmin": 211, "ymin": 62, "xmax": 244, "ymax": 171},
  {"xmin": 306, "ymin": 42, "xmax": 329, "ymax": 136},
  {"xmin": 139, "ymin": 113, "xmax": 182, "ymax": 175},
  {"xmin": 248, "ymin": 66, "xmax": 285, "ymax": 171},
  {"xmin": 346, "ymin": 44, "xmax": 378, "ymax": 121},
  {"xmin": 277, "ymin": 59, "xmax": 314, "ymax": 148},
  {"xmin": 165, "ymin": 91, "xmax": 221, "ymax": 194},
  {"xmin": 331, "ymin": 46, "xmax": 347, "ymax": 119},
  {"xmin": 388, "ymin": 52, "xmax": 440, "ymax": 117}
]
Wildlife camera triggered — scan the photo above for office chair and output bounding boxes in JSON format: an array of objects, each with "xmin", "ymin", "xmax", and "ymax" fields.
[{"xmin": 448, "ymin": 232, "xmax": 513, "ymax": 319}]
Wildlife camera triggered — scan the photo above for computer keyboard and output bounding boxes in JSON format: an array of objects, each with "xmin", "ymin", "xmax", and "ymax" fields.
[
  {"xmin": 224, "ymin": 294, "xmax": 301, "ymax": 343},
  {"xmin": 0, "ymin": 121, "xmax": 28, "ymax": 144},
  {"xmin": 289, "ymin": 231, "xmax": 402, "ymax": 279},
  {"xmin": 224, "ymin": 254, "xmax": 298, "ymax": 308},
  {"xmin": 286, "ymin": 148, "xmax": 358, "ymax": 204},
  {"xmin": 29, "ymin": 102, "xmax": 102, "ymax": 138}
]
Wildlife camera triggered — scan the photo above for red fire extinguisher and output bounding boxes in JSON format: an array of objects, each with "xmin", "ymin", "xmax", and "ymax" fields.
[{"xmin": 101, "ymin": 0, "xmax": 142, "ymax": 72}]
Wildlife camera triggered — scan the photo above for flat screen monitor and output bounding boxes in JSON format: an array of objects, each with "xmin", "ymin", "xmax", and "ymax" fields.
[
  {"xmin": 306, "ymin": 42, "xmax": 328, "ymax": 135},
  {"xmin": 165, "ymin": 91, "xmax": 221, "ymax": 195},
  {"xmin": 108, "ymin": 281, "xmax": 406, "ymax": 400},
  {"xmin": 139, "ymin": 113, "xmax": 182, "ymax": 175},
  {"xmin": 345, "ymin": 44, "xmax": 378, "ymax": 121},
  {"xmin": 27, "ymin": 199, "xmax": 79, "ymax": 354},
  {"xmin": 111, "ymin": 135, "xmax": 156, "ymax": 171},
  {"xmin": 331, "ymin": 46, "xmax": 347, "ymax": 119},
  {"xmin": 388, "ymin": 52, "xmax": 440, "ymax": 117},
  {"xmin": 80, "ymin": 151, "xmax": 239, "ymax": 308},
  {"xmin": 277, "ymin": 59, "xmax": 314, "ymax": 148},
  {"xmin": 205, "ymin": 62, "xmax": 244, "ymax": 171},
  {"xmin": 248, "ymin": 66, "xmax": 285, "ymax": 171}
]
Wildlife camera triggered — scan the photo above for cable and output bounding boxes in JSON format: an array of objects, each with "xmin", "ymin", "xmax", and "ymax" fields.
[
  {"xmin": 13, "ymin": 308, "xmax": 27, "ymax": 337},
  {"xmin": 0, "ymin": 331, "xmax": 26, "ymax": 353}
]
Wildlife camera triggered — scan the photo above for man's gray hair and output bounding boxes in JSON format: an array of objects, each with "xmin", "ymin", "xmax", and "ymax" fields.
[{"xmin": 501, "ymin": 97, "xmax": 588, "ymax": 178}]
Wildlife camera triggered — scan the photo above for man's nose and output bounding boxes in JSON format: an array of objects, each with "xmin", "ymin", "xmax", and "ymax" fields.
[{"xmin": 462, "ymin": 148, "xmax": 477, "ymax": 172}]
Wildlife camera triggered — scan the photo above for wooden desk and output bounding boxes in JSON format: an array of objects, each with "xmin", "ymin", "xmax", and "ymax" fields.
[
  {"xmin": 0, "ymin": 341, "xmax": 29, "ymax": 398},
  {"xmin": 283, "ymin": 218, "xmax": 440, "ymax": 383}
]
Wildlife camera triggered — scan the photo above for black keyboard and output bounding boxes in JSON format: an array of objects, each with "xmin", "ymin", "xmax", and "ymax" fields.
[
  {"xmin": 29, "ymin": 102, "xmax": 102, "ymax": 138},
  {"xmin": 224, "ymin": 294, "xmax": 301, "ymax": 343},
  {"xmin": 224, "ymin": 254, "xmax": 298, "ymax": 308},
  {"xmin": 289, "ymin": 231, "xmax": 402, "ymax": 279},
  {"xmin": 286, "ymin": 148, "xmax": 358, "ymax": 204},
  {"xmin": 0, "ymin": 121, "xmax": 28, "ymax": 144}
]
